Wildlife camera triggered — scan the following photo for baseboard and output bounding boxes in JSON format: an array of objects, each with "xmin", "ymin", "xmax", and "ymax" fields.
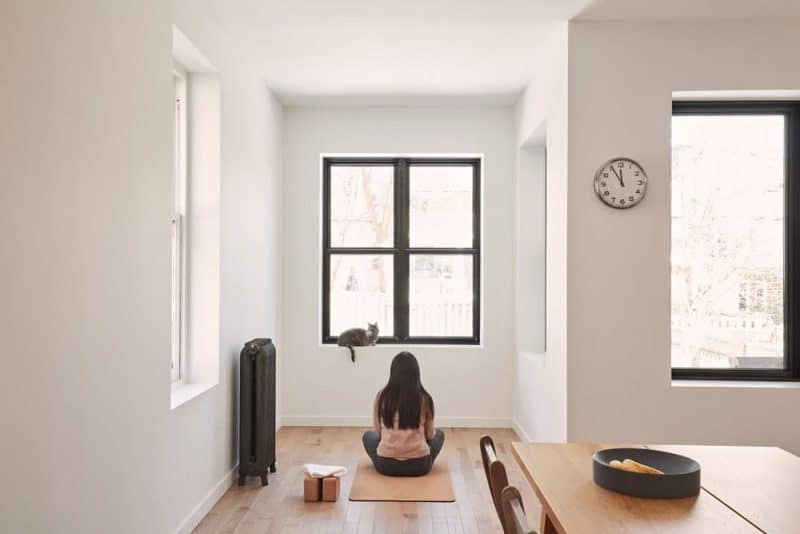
[
  {"xmin": 280, "ymin": 415, "xmax": 513, "ymax": 428},
  {"xmin": 511, "ymin": 418, "xmax": 532, "ymax": 442},
  {"xmin": 172, "ymin": 463, "xmax": 238, "ymax": 534}
]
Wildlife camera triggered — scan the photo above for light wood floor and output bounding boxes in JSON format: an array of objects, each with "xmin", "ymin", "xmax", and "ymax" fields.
[{"xmin": 194, "ymin": 427, "xmax": 540, "ymax": 534}]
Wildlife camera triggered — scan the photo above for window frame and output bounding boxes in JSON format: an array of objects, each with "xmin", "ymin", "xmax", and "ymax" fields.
[
  {"xmin": 321, "ymin": 156, "xmax": 481, "ymax": 345},
  {"xmin": 671, "ymin": 100, "xmax": 800, "ymax": 381},
  {"xmin": 171, "ymin": 70, "xmax": 188, "ymax": 384}
]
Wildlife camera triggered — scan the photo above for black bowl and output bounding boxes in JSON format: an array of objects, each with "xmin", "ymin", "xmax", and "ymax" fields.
[{"xmin": 592, "ymin": 448, "xmax": 701, "ymax": 499}]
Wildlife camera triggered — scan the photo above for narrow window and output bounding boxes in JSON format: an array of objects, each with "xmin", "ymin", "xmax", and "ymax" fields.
[
  {"xmin": 322, "ymin": 158, "xmax": 481, "ymax": 344},
  {"xmin": 671, "ymin": 101, "xmax": 800, "ymax": 380},
  {"xmin": 171, "ymin": 71, "xmax": 187, "ymax": 382}
]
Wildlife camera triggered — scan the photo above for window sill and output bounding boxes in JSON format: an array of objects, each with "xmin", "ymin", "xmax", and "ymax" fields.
[
  {"xmin": 170, "ymin": 382, "xmax": 216, "ymax": 410},
  {"xmin": 318, "ymin": 343, "xmax": 484, "ymax": 350},
  {"xmin": 672, "ymin": 380, "xmax": 800, "ymax": 390}
]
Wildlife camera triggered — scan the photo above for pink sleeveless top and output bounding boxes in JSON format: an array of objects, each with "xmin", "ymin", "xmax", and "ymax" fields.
[{"xmin": 373, "ymin": 392, "xmax": 435, "ymax": 460}]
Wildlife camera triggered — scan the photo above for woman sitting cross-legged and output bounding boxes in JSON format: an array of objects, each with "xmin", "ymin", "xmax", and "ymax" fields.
[{"xmin": 362, "ymin": 351, "xmax": 445, "ymax": 476}]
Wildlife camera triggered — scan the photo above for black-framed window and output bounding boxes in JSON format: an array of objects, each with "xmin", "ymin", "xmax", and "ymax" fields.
[
  {"xmin": 671, "ymin": 101, "xmax": 800, "ymax": 380},
  {"xmin": 322, "ymin": 157, "xmax": 481, "ymax": 345}
]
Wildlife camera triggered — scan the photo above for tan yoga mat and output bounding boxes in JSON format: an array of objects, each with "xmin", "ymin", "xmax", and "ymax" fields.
[{"xmin": 348, "ymin": 461, "xmax": 455, "ymax": 502}]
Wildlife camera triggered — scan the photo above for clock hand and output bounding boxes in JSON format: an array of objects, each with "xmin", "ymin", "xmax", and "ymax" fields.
[
  {"xmin": 610, "ymin": 165, "xmax": 624, "ymax": 187},
  {"xmin": 619, "ymin": 166, "xmax": 625, "ymax": 187}
]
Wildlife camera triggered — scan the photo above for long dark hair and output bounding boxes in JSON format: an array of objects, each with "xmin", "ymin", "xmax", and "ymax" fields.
[{"xmin": 377, "ymin": 352, "xmax": 434, "ymax": 429}]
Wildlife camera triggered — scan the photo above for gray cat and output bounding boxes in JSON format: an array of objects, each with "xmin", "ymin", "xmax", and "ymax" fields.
[{"xmin": 337, "ymin": 322, "xmax": 379, "ymax": 362}]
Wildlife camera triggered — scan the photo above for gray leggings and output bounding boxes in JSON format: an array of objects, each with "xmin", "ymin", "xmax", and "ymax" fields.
[{"xmin": 362, "ymin": 428, "xmax": 445, "ymax": 477}]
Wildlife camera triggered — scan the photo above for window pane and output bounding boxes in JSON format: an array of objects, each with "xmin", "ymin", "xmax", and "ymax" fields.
[
  {"xmin": 671, "ymin": 114, "xmax": 785, "ymax": 370},
  {"xmin": 329, "ymin": 254, "xmax": 393, "ymax": 336},
  {"xmin": 410, "ymin": 166, "xmax": 473, "ymax": 247},
  {"xmin": 171, "ymin": 74, "xmax": 186, "ymax": 383},
  {"xmin": 409, "ymin": 255, "xmax": 473, "ymax": 337},
  {"xmin": 330, "ymin": 166, "xmax": 393, "ymax": 247}
]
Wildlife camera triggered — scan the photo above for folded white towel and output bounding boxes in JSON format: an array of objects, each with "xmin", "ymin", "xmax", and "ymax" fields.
[{"xmin": 302, "ymin": 463, "xmax": 348, "ymax": 478}]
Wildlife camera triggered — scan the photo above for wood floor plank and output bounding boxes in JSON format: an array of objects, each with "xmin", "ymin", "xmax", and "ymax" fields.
[{"xmin": 196, "ymin": 427, "xmax": 533, "ymax": 534}]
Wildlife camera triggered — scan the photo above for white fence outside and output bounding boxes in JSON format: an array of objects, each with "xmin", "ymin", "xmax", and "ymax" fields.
[{"xmin": 330, "ymin": 290, "xmax": 473, "ymax": 338}]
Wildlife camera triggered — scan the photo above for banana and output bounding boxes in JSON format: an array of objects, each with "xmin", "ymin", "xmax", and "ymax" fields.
[
  {"xmin": 609, "ymin": 459, "xmax": 625, "ymax": 469},
  {"xmin": 608, "ymin": 458, "xmax": 664, "ymax": 475}
]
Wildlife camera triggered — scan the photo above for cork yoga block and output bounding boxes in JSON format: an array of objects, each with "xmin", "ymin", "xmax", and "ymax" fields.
[
  {"xmin": 304, "ymin": 476, "xmax": 340, "ymax": 502},
  {"xmin": 322, "ymin": 476, "xmax": 340, "ymax": 502},
  {"xmin": 303, "ymin": 477, "xmax": 321, "ymax": 502}
]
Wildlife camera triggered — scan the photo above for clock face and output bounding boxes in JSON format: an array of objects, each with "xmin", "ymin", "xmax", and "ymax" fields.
[{"xmin": 594, "ymin": 158, "xmax": 647, "ymax": 209}]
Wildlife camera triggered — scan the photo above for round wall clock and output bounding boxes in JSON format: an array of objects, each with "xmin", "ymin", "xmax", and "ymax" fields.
[{"xmin": 594, "ymin": 157, "xmax": 647, "ymax": 209}]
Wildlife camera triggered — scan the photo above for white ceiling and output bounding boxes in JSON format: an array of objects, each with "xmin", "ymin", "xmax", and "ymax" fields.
[
  {"xmin": 200, "ymin": 0, "xmax": 800, "ymax": 105},
  {"xmin": 220, "ymin": 0, "xmax": 593, "ymax": 104}
]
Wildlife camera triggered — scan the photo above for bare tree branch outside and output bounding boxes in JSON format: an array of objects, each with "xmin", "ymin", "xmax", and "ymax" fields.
[{"xmin": 671, "ymin": 115, "xmax": 785, "ymax": 369}]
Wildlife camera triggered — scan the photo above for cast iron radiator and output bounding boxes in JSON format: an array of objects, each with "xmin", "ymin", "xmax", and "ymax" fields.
[{"xmin": 238, "ymin": 338, "xmax": 276, "ymax": 485}]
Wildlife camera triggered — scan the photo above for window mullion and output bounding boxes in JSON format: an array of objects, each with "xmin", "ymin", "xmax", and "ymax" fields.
[
  {"xmin": 789, "ymin": 105, "xmax": 800, "ymax": 378},
  {"xmin": 396, "ymin": 159, "xmax": 410, "ymax": 341},
  {"xmin": 321, "ymin": 160, "xmax": 331, "ymax": 342}
]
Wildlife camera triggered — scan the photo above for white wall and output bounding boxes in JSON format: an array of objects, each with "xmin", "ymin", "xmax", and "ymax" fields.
[
  {"xmin": 167, "ymin": 3, "xmax": 284, "ymax": 532},
  {"xmin": 1, "ymin": 2, "xmax": 171, "ymax": 532},
  {"xmin": 165, "ymin": 65, "xmax": 283, "ymax": 534},
  {"xmin": 184, "ymin": 70, "xmax": 221, "ymax": 387},
  {"xmin": 0, "ymin": 2, "xmax": 282, "ymax": 532},
  {"xmin": 513, "ymin": 25, "xmax": 569, "ymax": 442},
  {"xmin": 567, "ymin": 19, "xmax": 800, "ymax": 455},
  {"xmin": 281, "ymin": 106, "xmax": 516, "ymax": 427},
  {"xmin": 515, "ymin": 146, "xmax": 546, "ymax": 357},
  {"xmin": 513, "ymin": 144, "xmax": 547, "ymax": 440}
]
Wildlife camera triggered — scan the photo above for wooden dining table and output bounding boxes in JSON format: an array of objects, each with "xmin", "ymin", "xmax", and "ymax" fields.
[{"xmin": 512, "ymin": 442, "xmax": 800, "ymax": 533}]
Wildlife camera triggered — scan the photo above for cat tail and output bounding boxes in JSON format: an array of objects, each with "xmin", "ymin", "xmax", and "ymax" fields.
[{"xmin": 347, "ymin": 345, "xmax": 355, "ymax": 362}]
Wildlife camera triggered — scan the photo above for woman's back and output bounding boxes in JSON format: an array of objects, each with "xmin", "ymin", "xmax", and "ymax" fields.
[
  {"xmin": 373, "ymin": 392, "xmax": 434, "ymax": 460},
  {"xmin": 362, "ymin": 351, "xmax": 445, "ymax": 476}
]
